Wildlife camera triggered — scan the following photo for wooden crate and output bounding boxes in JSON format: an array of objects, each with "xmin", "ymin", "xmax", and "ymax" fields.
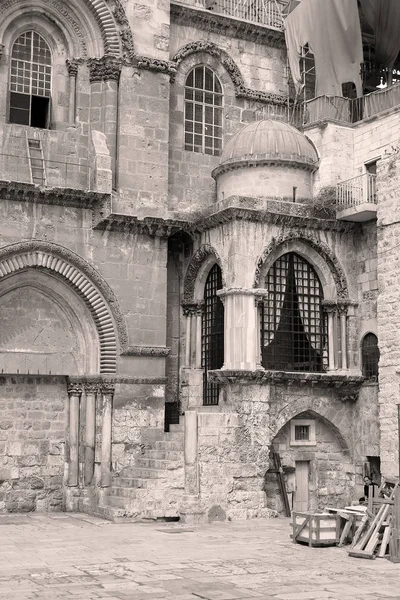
[{"xmin": 292, "ymin": 512, "xmax": 340, "ymax": 547}]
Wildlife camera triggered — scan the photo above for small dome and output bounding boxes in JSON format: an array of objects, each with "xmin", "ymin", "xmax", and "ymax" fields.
[{"xmin": 213, "ymin": 119, "xmax": 318, "ymax": 177}]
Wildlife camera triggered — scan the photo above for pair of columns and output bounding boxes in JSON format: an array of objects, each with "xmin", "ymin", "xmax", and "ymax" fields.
[
  {"xmin": 183, "ymin": 289, "xmax": 351, "ymax": 372},
  {"xmin": 67, "ymin": 382, "xmax": 115, "ymax": 489}
]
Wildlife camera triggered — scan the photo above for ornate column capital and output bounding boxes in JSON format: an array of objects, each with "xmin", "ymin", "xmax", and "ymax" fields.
[
  {"xmin": 99, "ymin": 383, "xmax": 115, "ymax": 396},
  {"xmin": 322, "ymin": 300, "xmax": 338, "ymax": 314},
  {"xmin": 67, "ymin": 382, "xmax": 83, "ymax": 396},
  {"xmin": 182, "ymin": 301, "xmax": 204, "ymax": 316},
  {"xmin": 66, "ymin": 59, "xmax": 79, "ymax": 77},
  {"xmin": 88, "ymin": 56, "xmax": 122, "ymax": 83},
  {"xmin": 83, "ymin": 383, "xmax": 99, "ymax": 394}
]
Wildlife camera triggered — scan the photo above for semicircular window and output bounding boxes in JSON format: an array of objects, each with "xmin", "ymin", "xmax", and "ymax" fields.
[
  {"xmin": 9, "ymin": 31, "xmax": 52, "ymax": 128},
  {"xmin": 261, "ymin": 253, "xmax": 328, "ymax": 372},
  {"xmin": 361, "ymin": 333, "xmax": 379, "ymax": 380}
]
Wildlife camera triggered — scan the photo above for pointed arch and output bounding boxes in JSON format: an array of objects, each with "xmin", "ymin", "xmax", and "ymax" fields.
[
  {"xmin": 0, "ymin": 241, "xmax": 128, "ymax": 373},
  {"xmin": 183, "ymin": 244, "xmax": 225, "ymax": 304},
  {"xmin": 254, "ymin": 231, "xmax": 349, "ymax": 299}
]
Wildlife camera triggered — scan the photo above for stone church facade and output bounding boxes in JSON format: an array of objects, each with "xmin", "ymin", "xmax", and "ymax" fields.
[{"xmin": 0, "ymin": 0, "xmax": 396, "ymax": 522}]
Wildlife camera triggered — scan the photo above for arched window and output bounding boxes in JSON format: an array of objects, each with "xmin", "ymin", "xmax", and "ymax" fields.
[
  {"xmin": 261, "ymin": 253, "xmax": 328, "ymax": 372},
  {"xmin": 184, "ymin": 66, "xmax": 223, "ymax": 156},
  {"xmin": 202, "ymin": 264, "xmax": 224, "ymax": 405},
  {"xmin": 361, "ymin": 333, "xmax": 379, "ymax": 380},
  {"xmin": 9, "ymin": 31, "xmax": 52, "ymax": 128}
]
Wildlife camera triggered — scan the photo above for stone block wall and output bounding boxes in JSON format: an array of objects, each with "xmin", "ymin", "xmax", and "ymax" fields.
[
  {"xmin": 377, "ymin": 149, "xmax": 400, "ymax": 476},
  {"xmin": 353, "ymin": 110, "xmax": 400, "ymax": 174},
  {"xmin": 0, "ymin": 376, "xmax": 67, "ymax": 513}
]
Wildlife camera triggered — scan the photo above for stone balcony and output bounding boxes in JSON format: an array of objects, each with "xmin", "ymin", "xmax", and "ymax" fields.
[{"xmin": 336, "ymin": 173, "xmax": 377, "ymax": 222}]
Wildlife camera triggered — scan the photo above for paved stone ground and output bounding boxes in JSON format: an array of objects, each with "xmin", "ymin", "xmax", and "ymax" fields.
[{"xmin": 0, "ymin": 513, "xmax": 399, "ymax": 600}]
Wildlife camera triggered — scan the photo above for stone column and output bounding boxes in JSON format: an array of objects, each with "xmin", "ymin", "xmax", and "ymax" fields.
[
  {"xmin": 184, "ymin": 411, "xmax": 199, "ymax": 496},
  {"xmin": 84, "ymin": 384, "xmax": 97, "ymax": 485},
  {"xmin": 195, "ymin": 304, "xmax": 203, "ymax": 369},
  {"xmin": 66, "ymin": 59, "xmax": 78, "ymax": 126},
  {"xmin": 218, "ymin": 289, "xmax": 259, "ymax": 371},
  {"xmin": 88, "ymin": 57, "xmax": 122, "ymax": 189},
  {"xmin": 184, "ymin": 308, "xmax": 192, "ymax": 368},
  {"xmin": 100, "ymin": 383, "xmax": 115, "ymax": 488},
  {"xmin": 338, "ymin": 305, "xmax": 348, "ymax": 370},
  {"xmin": 324, "ymin": 304, "xmax": 337, "ymax": 371},
  {"xmin": 67, "ymin": 383, "xmax": 82, "ymax": 487}
]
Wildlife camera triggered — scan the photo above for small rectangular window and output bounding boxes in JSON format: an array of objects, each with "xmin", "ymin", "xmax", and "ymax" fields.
[{"xmin": 295, "ymin": 425, "xmax": 310, "ymax": 441}]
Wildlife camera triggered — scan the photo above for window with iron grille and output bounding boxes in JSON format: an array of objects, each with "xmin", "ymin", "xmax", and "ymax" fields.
[
  {"xmin": 261, "ymin": 253, "xmax": 328, "ymax": 372},
  {"xmin": 9, "ymin": 31, "xmax": 52, "ymax": 128},
  {"xmin": 202, "ymin": 264, "xmax": 224, "ymax": 405},
  {"xmin": 184, "ymin": 66, "xmax": 223, "ymax": 156},
  {"xmin": 295, "ymin": 425, "xmax": 310, "ymax": 441},
  {"xmin": 361, "ymin": 333, "xmax": 379, "ymax": 380}
]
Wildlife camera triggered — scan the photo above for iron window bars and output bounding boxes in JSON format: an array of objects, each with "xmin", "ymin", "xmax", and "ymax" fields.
[
  {"xmin": 261, "ymin": 253, "xmax": 328, "ymax": 372},
  {"xmin": 184, "ymin": 65, "xmax": 223, "ymax": 157},
  {"xmin": 361, "ymin": 333, "xmax": 379, "ymax": 380},
  {"xmin": 202, "ymin": 264, "xmax": 224, "ymax": 405}
]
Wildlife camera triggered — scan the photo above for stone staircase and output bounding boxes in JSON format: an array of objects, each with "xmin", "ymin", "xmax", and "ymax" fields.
[{"xmin": 100, "ymin": 423, "xmax": 185, "ymax": 522}]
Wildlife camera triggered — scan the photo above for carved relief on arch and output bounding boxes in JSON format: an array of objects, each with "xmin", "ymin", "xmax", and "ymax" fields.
[
  {"xmin": 171, "ymin": 40, "xmax": 288, "ymax": 106},
  {"xmin": 183, "ymin": 244, "xmax": 225, "ymax": 303},
  {"xmin": 0, "ymin": 241, "xmax": 129, "ymax": 374},
  {"xmin": 254, "ymin": 230, "xmax": 349, "ymax": 299}
]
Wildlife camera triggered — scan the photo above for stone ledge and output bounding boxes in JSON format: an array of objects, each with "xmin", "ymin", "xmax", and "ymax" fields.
[
  {"xmin": 0, "ymin": 180, "xmax": 109, "ymax": 209},
  {"xmin": 208, "ymin": 369, "xmax": 364, "ymax": 400},
  {"xmin": 121, "ymin": 346, "xmax": 170, "ymax": 357},
  {"xmin": 68, "ymin": 375, "xmax": 167, "ymax": 385}
]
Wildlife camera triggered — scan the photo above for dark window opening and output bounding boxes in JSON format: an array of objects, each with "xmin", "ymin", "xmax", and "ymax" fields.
[
  {"xmin": 362, "ymin": 333, "xmax": 379, "ymax": 380},
  {"xmin": 202, "ymin": 264, "xmax": 224, "ymax": 406},
  {"xmin": 9, "ymin": 31, "xmax": 52, "ymax": 129},
  {"xmin": 261, "ymin": 253, "xmax": 328, "ymax": 372},
  {"xmin": 295, "ymin": 425, "xmax": 310, "ymax": 441}
]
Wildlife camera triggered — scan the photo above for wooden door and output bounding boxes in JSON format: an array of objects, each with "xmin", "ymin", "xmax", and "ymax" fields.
[{"xmin": 294, "ymin": 461, "xmax": 309, "ymax": 512}]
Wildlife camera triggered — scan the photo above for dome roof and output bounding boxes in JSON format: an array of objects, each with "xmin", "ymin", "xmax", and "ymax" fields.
[{"xmin": 213, "ymin": 119, "xmax": 319, "ymax": 177}]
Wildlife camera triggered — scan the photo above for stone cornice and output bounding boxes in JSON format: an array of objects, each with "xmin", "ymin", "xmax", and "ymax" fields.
[
  {"xmin": 170, "ymin": 2, "xmax": 285, "ymax": 49},
  {"xmin": 68, "ymin": 375, "xmax": 167, "ymax": 385},
  {"xmin": 93, "ymin": 213, "xmax": 192, "ymax": 237},
  {"xmin": 212, "ymin": 157, "xmax": 318, "ymax": 179},
  {"xmin": 208, "ymin": 369, "xmax": 364, "ymax": 401},
  {"xmin": 121, "ymin": 346, "xmax": 170, "ymax": 357},
  {"xmin": 0, "ymin": 180, "xmax": 109, "ymax": 209}
]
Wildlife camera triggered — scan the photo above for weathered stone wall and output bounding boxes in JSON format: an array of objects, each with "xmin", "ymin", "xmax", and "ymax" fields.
[
  {"xmin": 353, "ymin": 110, "xmax": 400, "ymax": 174},
  {"xmin": 0, "ymin": 376, "xmax": 67, "ymax": 513},
  {"xmin": 377, "ymin": 149, "xmax": 400, "ymax": 477}
]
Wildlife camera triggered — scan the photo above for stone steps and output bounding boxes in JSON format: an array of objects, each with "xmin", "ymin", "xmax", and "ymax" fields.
[{"xmin": 103, "ymin": 416, "xmax": 185, "ymax": 522}]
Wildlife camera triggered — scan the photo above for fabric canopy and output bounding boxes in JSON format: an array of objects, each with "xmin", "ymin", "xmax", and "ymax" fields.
[
  {"xmin": 360, "ymin": 0, "xmax": 400, "ymax": 70},
  {"xmin": 284, "ymin": 0, "xmax": 363, "ymax": 97}
]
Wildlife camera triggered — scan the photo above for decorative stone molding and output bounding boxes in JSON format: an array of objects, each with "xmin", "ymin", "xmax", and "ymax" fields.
[
  {"xmin": 254, "ymin": 230, "xmax": 349, "ymax": 299},
  {"xmin": 88, "ymin": 56, "xmax": 123, "ymax": 83},
  {"xmin": 182, "ymin": 301, "xmax": 204, "ymax": 316},
  {"xmin": 171, "ymin": 40, "xmax": 288, "ymax": 106},
  {"xmin": 84, "ymin": 0, "xmax": 121, "ymax": 55},
  {"xmin": 66, "ymin": 59, "xmax": 79, "ymax": 77},
  {"xmin": 217, "ymin": 287, "xmax": 259, "ymax": 298},
  {"xmin": 121, "ymin": 346, "xmax": 170, "ymax": 357},
  {"xmin": 208, "ymin": 369, "xmax": 364, "ymax": 401},
  {"xmin": 0, "ymin": 44, "xmax": 4, "ymax": 61},
  {"xmin": 212, "ymin": 158, "xmax": 317, "ymax": 179},
  {"xmin": 0, "ymin": 241, "xmax": 129, "ymax": 372},
  {"xmin": 108, "ymin": 0, "xmax": 135, "ymax": 63},
  {"xmin": 170, "ymin": 2, "xmax": 285, "ymax": 50},
  {"xmin": 135, "ymin": 56, "xmax": 177, "ymax": 77},
  {"xmin": 0, "ymin": 180, "xmax": 109, "ymax": 209},
  {"xmin": 183, "ymin": 244, "xmax": 225, "ymax": 303},
  {"xmin": 68, "ymin": 375, "xmax": 167, "ymax": 385},
  {"xmin": 67, "ymin": 382, "xmax": 83, "ymax": 395},
  {"xmin": 93, "ymin": 213, "xmax": 191, "ymax": 237}
]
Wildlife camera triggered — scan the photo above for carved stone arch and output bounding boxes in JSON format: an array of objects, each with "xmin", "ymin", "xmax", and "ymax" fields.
[
  {"xmin": 171, "ymin": 41, "xmax": 288, "ymax": 106},
  {"xmin": 254, "ymin": 230, "xmax": 349, "ymax": 299},
  {"xmin": 0, "ymin": 241, "xmax": 129, "ymax": 373},
  {"xmin": 0, "ymin": 0, "xmax": 123, "ymax": 58},
  {"xmin": 272, "ymin": 406, "xmax": 352, "ymax": 457},
  {"xmin": 183, "ymin": 244, "xmax": 225, "ymax": 304}
]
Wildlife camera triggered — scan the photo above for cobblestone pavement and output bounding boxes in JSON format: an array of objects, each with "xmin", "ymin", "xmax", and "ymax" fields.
[{"xmin": 0, "ymin": 513, "xmax": 399, "ymax": 600}]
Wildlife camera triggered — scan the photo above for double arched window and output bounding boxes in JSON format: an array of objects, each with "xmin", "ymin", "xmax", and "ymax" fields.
[
  {"xmin": 202, "ymin": 264, "xmax": 224, "ymax": 405},
  {"xmin": 361, "ymin": 333, "xmax": 379, "ymax": 380},
  {"xmin": 184, "ymin": 66, "xmax": 223, "ymax": 156},
  {"xmin": 261, "ymin": 253, "xmax": 328, "ymax": 372},
  {"xmin": 9, "ymin": 31, "xmax": 52, "ymax": 128}
]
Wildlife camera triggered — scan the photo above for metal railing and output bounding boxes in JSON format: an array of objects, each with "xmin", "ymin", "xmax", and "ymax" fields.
[
  {"xmin": 201, "ymin": 0, "xmax": 284, "ymax": 28},
  {"xmin": 336, "ymin": 173, "xmax": 377, "ymax": 210},
  {"xmin": 0, "ymin": 153, "xmax": 91, "ymax": 191}
]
